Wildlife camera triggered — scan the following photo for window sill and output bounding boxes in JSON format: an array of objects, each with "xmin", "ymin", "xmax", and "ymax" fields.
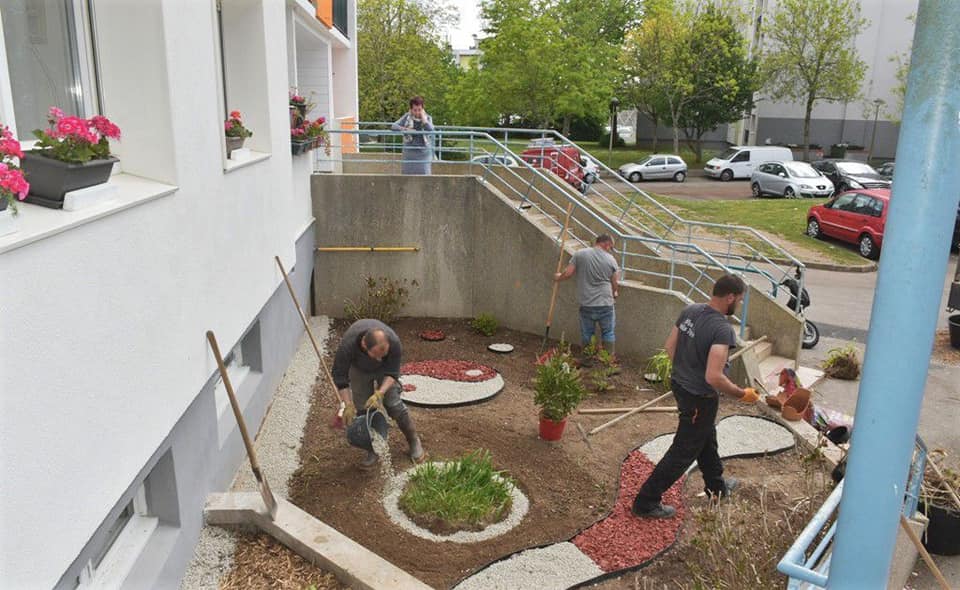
[
  {"xmin": 0, "ymin": 173, "xmax": 178, "ymax": 255},
  {"xmin": 223, "ymin": 150, "xmax": 271, "ymax": 173}
]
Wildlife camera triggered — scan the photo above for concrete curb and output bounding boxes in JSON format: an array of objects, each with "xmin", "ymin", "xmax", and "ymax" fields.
[
  {"xmin": 206, "ymin": 493, "xmax": 433, "ymax": 590},
  {"xmin": 763, "ymin": 256, "xmax": 877, "ymax": 273}
]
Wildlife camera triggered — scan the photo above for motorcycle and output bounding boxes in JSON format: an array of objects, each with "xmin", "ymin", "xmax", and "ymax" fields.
[{"xmin": 780, "ymin": 268, "xmax": 820, "ymax": 349}]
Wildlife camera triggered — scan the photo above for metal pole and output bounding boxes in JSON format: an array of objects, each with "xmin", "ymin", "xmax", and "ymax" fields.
[
  {"xmin": 829, "ymin": 2, "xmax": 960, "ymax": 587},
  {"xmin": 868, "ymin": 99, "xmax": 883, "ymax": 164}
]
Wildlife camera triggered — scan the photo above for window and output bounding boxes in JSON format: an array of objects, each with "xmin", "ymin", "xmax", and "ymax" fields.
[
  {"xmin": 0, "ymin": 0, "xmax": 101, "ymax": 139},
  {"xmin": 832, "ymin": 193, "xmax": 857, "ymax": 211},
  {"xmin": 668, "ymin": 157, "xmax": 682, "ymax": 165},
  {"xmin": 648, "ymin": 157, "xmax": 665, "ymax": 166},
  {"xmin": 731, "ymin": 151, "xmax": 750, "ymax": 163},
  {"xmin": 851, "ymin": 194, "xmax": 874, "ymax": 215},
  {"xmin": 214, "ymin": 321, "xmax": 263, "ymax": 447},
  {"xmin": 868, "ymin": 198, "xmax": 885, "ymax": 217}
]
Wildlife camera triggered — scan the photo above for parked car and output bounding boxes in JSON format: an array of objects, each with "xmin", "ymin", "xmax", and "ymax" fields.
[
  {"xmin": 810, "ymin": 160, "xmax": 891, "ymax": 192},
  {"xmin": 751, "ymin": 161, "xmax": 834, "ymax": 198},
  {"xmin": 704, "ymin": 145, "xmax": 793, "ymax": 181},
  {"xmin": 806, "ymin": 189, "xmax": 891, "ymax": 259},
  {"xmin": 471, "ymin": 154, "xmax": 519, "ymax": 167},
  {"xmin": 520, "ymin": 141, "xmax": 586, "ymax": 191},
  {"xmin": 619, "ymin": 154, "xmax": 688, "ymax": 183},
  {"xmin": 876, "ymin": 161, "xmax": 895, "ymax": 180},
  {"xmin": 581, "ymin": 156, "xmax": 600, "ymax": 184}
]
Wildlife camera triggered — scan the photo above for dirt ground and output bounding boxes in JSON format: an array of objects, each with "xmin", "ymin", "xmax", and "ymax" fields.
[{"xmin": 268, "ymin": 317, "xmax": 829, "ymax": 589}]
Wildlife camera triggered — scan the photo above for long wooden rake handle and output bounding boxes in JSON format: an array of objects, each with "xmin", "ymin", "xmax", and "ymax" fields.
[{"xmin": 545, "ymin": 202, "xmax": 576, "ymax": 330}]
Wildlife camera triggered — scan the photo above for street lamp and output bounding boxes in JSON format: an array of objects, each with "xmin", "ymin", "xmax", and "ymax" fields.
[
  {"xmin": 868, "ymin": 98, "xmax": 885, "ymax": 164},
  {"xmin": 608, "ymin": 97, "xmax": 620, "ymax": 165}
]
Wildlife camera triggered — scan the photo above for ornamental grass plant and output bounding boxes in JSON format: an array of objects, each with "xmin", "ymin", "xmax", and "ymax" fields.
[{"xmin": 400, "ymin": 450, "xmax": 514, "ymax": 529}]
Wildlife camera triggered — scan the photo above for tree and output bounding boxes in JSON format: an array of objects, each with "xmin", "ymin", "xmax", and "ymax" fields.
[
  {"xmin": 357, "ymin": 0, "xmax": 461, "ymax": 124},
  {"xmin": 619, "ymin": 2, "xmax": 674, "ymax": 149},
  {"xmin": 761, "ymin": 0, "xmax": 868, "ymax": 160},
  {"xmin": 677, "ymin": 7, "xmax": 759, "ymax": 161}
]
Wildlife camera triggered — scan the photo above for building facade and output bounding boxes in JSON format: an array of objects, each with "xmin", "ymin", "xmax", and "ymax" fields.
[{"xmin": 0, "ymin": 1, "xmax": 357, "ymax": 588}]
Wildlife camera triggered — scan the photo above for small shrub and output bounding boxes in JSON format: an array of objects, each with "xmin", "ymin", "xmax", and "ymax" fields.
[
  {"xmin": 343, "ymin": 276, "xmax": 418, "ymax": 323},
  {"xmin": 534, "ymin": 341, "xmax": 587, "ymax": 421},
  {"xmin": 470, "ymin": 313, "xmax": 498, "ymax": 336},
  {"xmin": 399, "ymin": 449, "xmax": 514, "ymax": 529},
  {"xmin": 583, "ymin": 337, "xmax": 616, "ymax": 392},
  {"xmin": 645, "ymin": 350, "xmax": 673, "ymax": 389},
  {"xmin": 597, "ymin": 131, "xmax": 626, "ymax": 148},
  {"xmin": 822, "ymin": 344, "xmax": 860, "ymax": 380}
]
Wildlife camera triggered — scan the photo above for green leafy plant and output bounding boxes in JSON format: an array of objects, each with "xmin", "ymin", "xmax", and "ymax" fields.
[
  {"xmin": 534, "ymin": 342, "xmax": 587, "ymax": 421},
  {"xmin": 399, "ymin": 449, "xmax": 514, "ymax": 528},
  {"xmin": 822, "ymin": 344, "xmax": 860, "ymax": 380},
  {"xmin": 344, "ymin": 276, "xmax": 418, "ymax": 323},
  {"xmin": 582, "ymin": 337, "xmax": 616, "ymax": 392},
  {"xmin": 470, "ymin": 313, "xmax": 498, "ymax": 336},
  {"xmin": 224, "ymin": 110, "xmax": 253, "ymax": 139},
  {"xmin": 645, "ymin": 349, "xmax": 673, "ymax": 388}
]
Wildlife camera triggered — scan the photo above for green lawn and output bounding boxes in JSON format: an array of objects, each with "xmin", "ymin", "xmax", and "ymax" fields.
[{"xmin": 654, "ymin": 195, "xmax": 867, "ymax": 266}]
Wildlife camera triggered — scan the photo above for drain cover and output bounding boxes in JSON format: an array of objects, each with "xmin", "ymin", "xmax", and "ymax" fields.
[{"xmin": 488, "ymin": 343, "xmax": 515, "ymax": 354}]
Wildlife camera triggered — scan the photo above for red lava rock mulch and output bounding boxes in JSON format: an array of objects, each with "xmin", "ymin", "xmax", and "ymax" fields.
[
  {"xmin": 573, "ymin": 451, "xmax": 685, "ymax": 572},
  {"xmin": 402, "ymin": 383, "xmax": 417, "ymax": 392},
  {"xmin": 401, "ymin": 359, "xmax": 499, "ymax": 382},
  {"xmin": 419, "ymin": 329, "xmax": 446, "ymax": 341}
]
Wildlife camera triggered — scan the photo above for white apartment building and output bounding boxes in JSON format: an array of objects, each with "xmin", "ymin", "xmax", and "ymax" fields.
[{"xmin": 0, "ymin": 1, "xmax": 357, "ymax": 587}]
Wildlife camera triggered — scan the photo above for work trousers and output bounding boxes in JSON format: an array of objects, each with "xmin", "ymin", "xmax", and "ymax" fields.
[{"xmin": 634, "ymin": 382, "xmax": 725, "ymax": 507}]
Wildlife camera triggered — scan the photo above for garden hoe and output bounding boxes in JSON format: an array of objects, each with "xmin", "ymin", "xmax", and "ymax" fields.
[
  {"xmin": 206, "ymin": 330, "xmax": 278, "ymax": 520},
  {"xmin": 275, "ymin": 255, "xmax": 346, "ymax": 429},
  {"xmin": 540, "ymin": 201, "xmax": 575, "ymax": 355}
]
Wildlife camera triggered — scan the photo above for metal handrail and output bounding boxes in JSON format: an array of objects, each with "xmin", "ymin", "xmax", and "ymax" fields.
[
  {"xmin": 358, "ymin": 122, "xmax": 806, "ymax": 305},
  {"xmin": 321, "ymin": 128, "xmax": 747, "ymax": 314},
  {"xmin": 777, "ymin": 438, "xmax": 928, "ymax": 589}
]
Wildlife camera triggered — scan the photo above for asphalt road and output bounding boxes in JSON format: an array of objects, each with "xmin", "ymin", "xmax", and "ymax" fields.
[{"xmin": 595, "ymin": 172, "xmax": 754, "ymax": 201}]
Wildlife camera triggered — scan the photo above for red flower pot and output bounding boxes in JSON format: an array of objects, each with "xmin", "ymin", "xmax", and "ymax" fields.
[{"xmin": 539, "ymin": 415, "xmax": 567, "ymax": 441}]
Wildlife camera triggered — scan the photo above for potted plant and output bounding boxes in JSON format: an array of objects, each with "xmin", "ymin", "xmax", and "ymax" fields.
[
  {"xmin": 291, "ymin": 116, "xmax": 329, "ymax": 156},
  {"xmin": 0, "ymin": 125, "xmax": 29, "ymax": 215},
  {"xmin": 920, "ymin": 451, "xmax": 960, "ymax": 555},
  {"xmin": 289, "ymin": 90, "xmax": 313, "ymax": 124},
  {"xmin": 533, "ymin": 343, "xmax": 587, "ymax": 440},
  {"xmin": 20, "ymin": 107, "xmax": 120, "ymax": 208},
  {"xmin": 224, "ymin": 110, "xmax": 252, "ymax": 158}
]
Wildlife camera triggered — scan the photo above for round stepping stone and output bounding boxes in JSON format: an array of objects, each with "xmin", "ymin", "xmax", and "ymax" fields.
[
  {"xmin": 383, "ymin": 463, "xmax": 529, "ymax": 545},
  {"xmin": 639, "ymin": 414, "xmax": 795, "ymax": 466},
  {"xmin": 400, "ymin": 360, "xmax": 504, "ymax": 407},
  {"xmin": 488, "ymin": 343, "xmax": 514, "ymax": 354}
]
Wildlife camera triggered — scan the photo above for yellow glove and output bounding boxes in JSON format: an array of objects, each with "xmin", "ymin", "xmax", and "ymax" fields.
[
  {"xmin": 364, "ymin": 390, "xmax": 385, "ymax": 412},
  {"xmin": 342, "ymin": 403, "xmax": 356, "ymax": 426},
  {"xmin": 740, "ymin": 387, "xmax": 759, "ymax": 403}
]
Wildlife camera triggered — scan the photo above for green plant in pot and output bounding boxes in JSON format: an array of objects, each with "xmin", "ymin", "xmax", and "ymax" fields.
[
  {"xmin": 224, "ymin": 110, "xmax": 253, "ymax": 158},
  {"xmin": 20, "ymin": 107, "xmax": 121, "ymax": 208},
  {"xmin": 533, "ymin": 343, "xmax": 587, "ymax": 440}
]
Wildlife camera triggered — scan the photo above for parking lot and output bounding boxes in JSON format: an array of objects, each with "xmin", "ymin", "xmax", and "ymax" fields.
[{"xmin": 595, "ymin": 172, "xmax": 755, "ymax": 201}]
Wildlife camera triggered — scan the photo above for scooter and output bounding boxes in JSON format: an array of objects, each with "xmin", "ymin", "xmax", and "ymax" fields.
[{"xmin": 780, "ymin": 268, "xmax": 820, "ymax": 349}]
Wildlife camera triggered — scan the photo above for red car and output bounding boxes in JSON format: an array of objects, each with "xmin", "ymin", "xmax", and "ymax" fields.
[
  {"xmin": 520, "ymin": 142, "xmax": 586, "ymax": 192},
  {"xmin": 806, "ymin": 189, "xmax": 890, "ymax": 259}
]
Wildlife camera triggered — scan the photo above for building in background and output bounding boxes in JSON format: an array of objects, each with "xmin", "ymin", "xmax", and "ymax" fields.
[{"xmin": 0, "ymin": 1, "xmax": 356, "ymax": 588}]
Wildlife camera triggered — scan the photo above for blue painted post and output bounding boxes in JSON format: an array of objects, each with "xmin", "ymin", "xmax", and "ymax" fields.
[{"xmin": 828, "ymin": 2, "xmax": 960, "ymax": 587}]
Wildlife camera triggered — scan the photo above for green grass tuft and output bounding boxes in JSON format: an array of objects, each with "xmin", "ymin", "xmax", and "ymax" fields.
[{"xmin": 399, "ymin": 450, "xmax": 514, "ymax": 528}]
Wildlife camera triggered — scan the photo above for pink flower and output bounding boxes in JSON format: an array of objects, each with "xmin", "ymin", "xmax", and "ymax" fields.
[
  {"xmin": 0, "ymin": 138, "xmax": 23, "ymax": 159},
  {"xmin": 0, "ymin": 165, "xmax": 29, "ymax": 200},
  {"xmin": 1, "ymin": 125, "xmax": 12, "ymax": 140},
  {"xmin": 229, "ymin": 110, "xmax": 242, "ymax": 120},
  {"xmin": 317, "ymin": 117, "xmax": 326, "ymax": 125},
  {"xmin": 291, "ymin": 95, "xmax": 304, "ymax": 103},
  {"xmin": 56, "ymin": 116, "xmax": 86, "ymax": 136},
  {"xmin": 291, "ymin": 128, "xmax": 305, "ymax": 137},
  {"xmin": 48, "ymin": 106, "xmax": 64, "ymax": 120},
  {"xmin": 224, "ymin": 121, "xmax": 233, "ymax": 131},
  {"xmin": 89, "ymin": 115, "xmax": 121, "ymax": 140}
]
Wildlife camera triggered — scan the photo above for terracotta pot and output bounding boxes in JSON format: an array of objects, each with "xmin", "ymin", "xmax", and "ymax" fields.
[
  {"xmin": 538, "ymin": 415, "xmax": 567, "ymax": 441},
  {"xmin": 781, "ymin": 388, "xmax": 812, "ymax": 422}
]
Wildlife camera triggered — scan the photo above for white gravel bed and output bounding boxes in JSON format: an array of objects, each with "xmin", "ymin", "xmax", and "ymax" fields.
[
  {"xmin": 640, "ymin": 414, "xmax": 795, "ymax": 464},
  {"xmin": 400, "ymin": 373, "xmax": 504, "ymax": 406},
  {"xmin": 452, "ymin": 542, "xmax": 602, "ymax": 590},
  {"xmin": 382, "ymin": 463, "xmax": 529, "ymax": 544},
  {"xmin": 179, "ymin": 317, "xmax": 329, "ymax": 589}
]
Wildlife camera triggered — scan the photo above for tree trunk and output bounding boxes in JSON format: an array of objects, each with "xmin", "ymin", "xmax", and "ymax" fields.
[
  {"xmin": 650, "ymin": 115, "xmax": 658, "ymax": 151},
  {"xmin": 803, "ymin": 95, "xmax": 815, "ymax": 162},
  {"xmin": 695, "ymin": 133, "xmax": 703, "ymax": 163},
  {"xmin": 562, "ymin": 114, "xmax": 572, "ymax": 137},
  {"xmin": 669, "ymin": 107, "xmax": 681, "ymax": 155}
]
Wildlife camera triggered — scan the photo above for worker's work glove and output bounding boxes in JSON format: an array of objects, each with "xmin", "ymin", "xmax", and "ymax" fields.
[
  {"xmin": 342, "ymin": 403, "xmax": 356, "ymax": 426},
  {"xmin": 364, "ymin": 390, "xmax": 386, "ymax": 412},
  {"xmin": 739, "ymin": 388, "xmax": 760, "ymax": 403}
]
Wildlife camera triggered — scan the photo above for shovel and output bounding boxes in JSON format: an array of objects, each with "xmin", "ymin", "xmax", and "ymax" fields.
[
  {"xmin": 206, "ymin": 330, "xmax": 278, "ymax": 519},
  {"xmin": 540, "ymin": 201, "xmax": 575, "ymax": 354}
]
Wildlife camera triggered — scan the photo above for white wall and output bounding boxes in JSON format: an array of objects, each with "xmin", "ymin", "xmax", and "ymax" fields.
[{"xmin": 0, "ymin": 0, "xmax": 327, "ymax": 586}]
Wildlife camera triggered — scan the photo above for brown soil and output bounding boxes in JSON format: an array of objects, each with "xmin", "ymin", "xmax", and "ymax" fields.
[
  {"xmin": 932, "ymin": 330, "xmax": 960, "ymax": 365},
  {"xmin": 277, "ymin": 317, "xmax": 821, "ymax": 589},
  {"xmin": 221, "ymin": 532, "xmax": 347, "ymax": 590}
]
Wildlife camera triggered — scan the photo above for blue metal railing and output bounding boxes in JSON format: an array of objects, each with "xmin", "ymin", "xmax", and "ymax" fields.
[{"xmin": 777, "ymin": 438, "xmax": 928, "ymax": 588}]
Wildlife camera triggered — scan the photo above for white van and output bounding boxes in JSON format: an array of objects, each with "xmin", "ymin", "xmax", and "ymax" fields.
[{"xmin": 704, "ymin": 146, "xmax": 794, "ymax": 181}]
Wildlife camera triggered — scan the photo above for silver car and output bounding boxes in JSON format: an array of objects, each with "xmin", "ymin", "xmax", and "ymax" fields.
[
  {"xmin": 751, "ymin": 161, "xmax": 834, "ymax": 198},
  {"xmin": 618, "ymin": 154, "xmax": 688, "ymax": 182},
  {"xmin": 470, "ymin": 154, "xmax": 519, "ymax": 167}
]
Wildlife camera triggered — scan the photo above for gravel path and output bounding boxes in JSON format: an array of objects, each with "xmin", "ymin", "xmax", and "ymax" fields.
[
  {"xmin": 454, "ymin": 414, "xmax": 796, "ymax": 589},
  {"xmin": 382, "ymin": 463, "xmax": 529, "ymax": 543},
  {"xmin": 179, "ymin": 317, "xmax": 329, "ymax": 590}
]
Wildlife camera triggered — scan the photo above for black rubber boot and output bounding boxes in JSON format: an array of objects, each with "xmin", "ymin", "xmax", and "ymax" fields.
[{"xmin": 396, "ymin": 413, "xmax": 425, "ymax": 462}]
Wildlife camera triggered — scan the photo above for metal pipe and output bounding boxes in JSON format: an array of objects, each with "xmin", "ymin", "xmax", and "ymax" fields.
[
  {"xmin": 778, "ymin": 481, "xmax": 844, "ymax": 588},
  {"xmin": 829, "ymin": 2, "xmax": 960, "ymax": 587},
  {"xmin": 316, "ymin": 246, "xmax": 420, "ymax": 252}
]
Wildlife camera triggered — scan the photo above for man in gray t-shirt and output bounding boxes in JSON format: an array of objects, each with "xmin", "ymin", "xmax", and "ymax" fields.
[
  {"xmin": 554, "ymin": 234, "xmax": 620, "ymax": 355},
  {"xmin": 631, "ymin": 274, "xmax": 760, "ymax": 519}
]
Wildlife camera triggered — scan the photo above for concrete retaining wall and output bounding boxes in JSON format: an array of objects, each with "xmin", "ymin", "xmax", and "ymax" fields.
[{"xmin": 311, "ymin": 174, "xmax": 688, "ymax": 359}]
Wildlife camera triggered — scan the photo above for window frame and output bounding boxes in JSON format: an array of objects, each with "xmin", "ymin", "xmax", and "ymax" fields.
[{"xmin": 731, "ymin": 151, "xmax": 750, "ymax": 163}]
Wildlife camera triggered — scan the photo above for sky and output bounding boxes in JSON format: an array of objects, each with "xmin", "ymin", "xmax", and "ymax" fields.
[{"xmin": 443, "ymin": 0, "xmax": 483, "ymax": 50}]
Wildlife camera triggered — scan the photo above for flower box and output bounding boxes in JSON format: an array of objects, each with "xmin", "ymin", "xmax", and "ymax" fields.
[
  {"xmin": 20, "ymin": 151, "xmax": 117, "ymax": 209},
  {"xmin": 291, "ymin": 139, "xmax": 313, "ymax": 156}
]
